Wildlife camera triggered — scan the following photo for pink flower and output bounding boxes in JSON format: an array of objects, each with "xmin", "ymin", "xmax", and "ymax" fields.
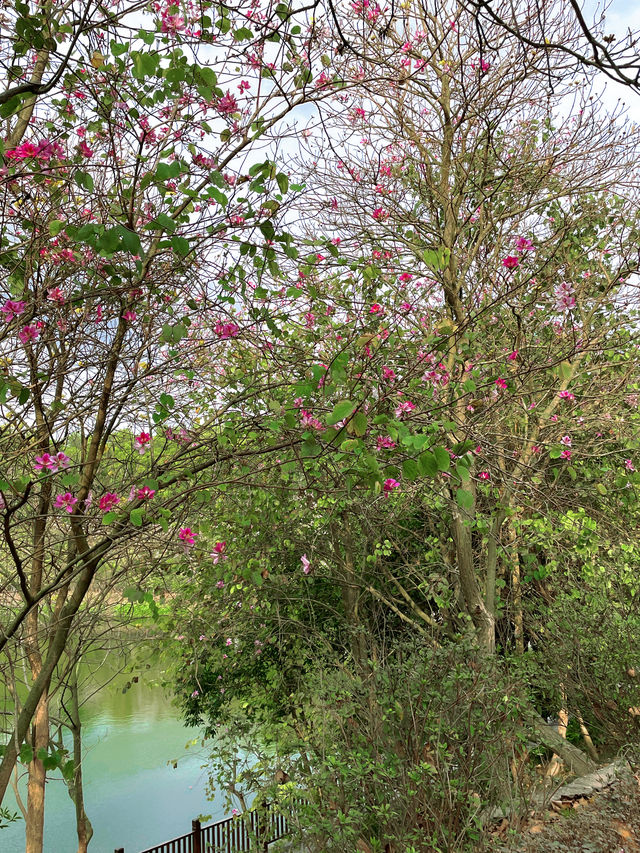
[
  {"xmin": 5, "ymin": 142, "xmax": 38, "ymax": 160},
  {"xmin": 554, "ymin": 282, "xmax": 575, "ymax": 312},
  {"xmin": 18, "ymin": 325, "xmax": 39, "ymax": 344},
  {"xmin": 625, "ymin": 459, "xmax": 635, "ymax": 472},
  {"xmin": 495, "ymin": 378, "xmax": 508, "ymax": 390},
  {"xmin": 516, "ymin": 237, "xmax": 534, "ymax": 251},
  {"xmin": 508, "ymin": 350, "xmax": 518, "ymax": 361},
  {"xmin": 558, "ymin": 390, "xmax": 575, "ymax": 401},
  {"xmin": 53, "ymin": 451, "xmax": 71, "ymax": 470},
  {"xmin": 34, "ymin": 451, "xmax": 70, "ymax": 473},
  {"xmin": 136, "ymin": 486, "xmax": 155, "ymax": 500},
  {"xmin": 34, "ymin": 453, "xmax": 55, "ymax": 472},
  {"xmin": 211, "ymin": 541, "xmax": 227, "ymax": 564},
  {"xmin": 382, "ymin": 366, "xmax": 396, "ymax": 381},
  {"xmin": 478, "ymin": 471, "xmax": 490, "ymax": 480},
  {"xmin": 531, "ymin": 445, "xmax": 541, "ymax": 454},
  {"xmin": 54, "ymin": 492, "xmax": 78, "ymax": 513},
  {"xmin": 383, "ymin": 478, "xmax": 400, "ymax": 497},
  {"xmin": 369, "ymin": 303, "xmax": 383, "ymax": 314},
  {"xmin": 216, "ymin": 580, "xmax": 225, "ymax": 588},
  {"xmin": 47, "ymin": 287, "xmax": 65, "ymax": 305},
  {"xmin": 395, "ymin": 400, "xmax": 416, "ymax": 418},
  {"xmin": 134, "ymin": 431, "xmax": 151, "ymax": 454},
  {"xmin": 1, "ymin": 299, "xmax": 26, "ymax": 323},
  {"xmin": 78, "ymin": 140, "xmax": 94, "ymax": 158},
  {"xmin": 123, "ymin": 310, "xmax": 137, "ymax": 322},
  {"xmin": 191, "ymin": 689, "xmax": 199, "ymax": 698},
  {"xmin": 398, "ymin": 272, "xmax": 412, "ymax": 282},
  {"xmin": 161, "ymin": 11, "xmax": 186, "ymax": 32},
  {"xmin": 301, "ymin": 554, "xmax": 311, "ymax": 575},
  {"xmin": 217, "ymin": 92, "xmax": 238, "ymax": 115},
  {"xmin": 502, "ymin": 255, "xmax": 519, "ymax": 270},
  {"xmin": 372, "ymin": 207, "xmax": 388, "ymax": 221},
  {"xmin": 214, "ymin": 322, "xmax": 239, "ymax": 339},
  {"xmin": 300, "ymin": 410, "xmax": 323, "ymax": 430},
  {"xmin": 179, "ymin": 527, "xmax": 197, "ymax": 547},
  {"xmin": 377, "ymin": 435, "xmax": 396, "ymax": 450},
  {"xmin": 560, "ymin": 449, "xmax": 572, "ymax": 459},
  {"xmin": 99, "ymin": 492, "xmax": 119, "ymax": 512},
  {"xmin": 561, "ymin": 435, "xmax": 572, "ymax": 446},
  {"xmin": 304, "ymin": 312, "xmax": 315, "ymax": 328},
  {"xmin": 225, "ymin": 638, "xmax": 233, "ymax": 646}
]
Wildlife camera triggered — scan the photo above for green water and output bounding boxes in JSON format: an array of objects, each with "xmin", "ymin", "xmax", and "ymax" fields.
[{"xmin": 1, "ymin": 655, "xmax": 224, "ymax": 853}]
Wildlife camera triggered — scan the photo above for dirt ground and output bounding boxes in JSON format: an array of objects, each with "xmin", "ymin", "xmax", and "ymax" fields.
[{"xmin": 495, "ymin": 767, "xmax": 640, "ymax": 852}]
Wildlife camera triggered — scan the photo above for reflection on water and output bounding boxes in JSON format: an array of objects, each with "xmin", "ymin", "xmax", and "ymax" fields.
[{"xmin": 2, "ymin": 651, "xmax": 222, "ymax": 853}]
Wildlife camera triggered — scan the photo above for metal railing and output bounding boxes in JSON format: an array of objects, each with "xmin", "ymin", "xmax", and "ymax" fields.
[{"xmin": 114, "ymin": 802, "xmax": 294, "ymax": 853}]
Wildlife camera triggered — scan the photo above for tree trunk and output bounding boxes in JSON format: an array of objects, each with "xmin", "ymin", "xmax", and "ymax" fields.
[
  {"xmin": 64, "ymin": 668, "xmax": 93, "ymax": 853},
  {"xmin": 533, "ymin": 714, "xmax": 596, "ymax": 777},
  {"xmin": 508, "ymin": 521, "xmax": 524, "ymax": 655},
  {"xmin": 25, "ymin": 691, "xmax": 48, "ymax": 853},
  {"xmin": 452, "ymin": 506, "xmax": 495, "ymax": 653}
]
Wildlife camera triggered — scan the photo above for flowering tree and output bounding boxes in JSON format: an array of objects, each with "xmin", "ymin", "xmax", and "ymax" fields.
[
  {"xmin": 163, "ymin": 3, "xmax": 640, "ymax": 843},
  {"xmin": 0, "ymin": 0, "xmax": 339, "ymax": 847}
]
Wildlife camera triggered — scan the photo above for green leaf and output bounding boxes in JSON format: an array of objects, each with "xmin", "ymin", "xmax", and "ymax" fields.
[
  {"xmin": 129, "ymin": 508, "xmax": 144, "ymax": 527},
  {"xmin": 456, "ymin": 462, "xmax": 470, "ymax": 482},
  {"xmin": 74, "ymin": 171, "xmax": 94, "ymax": 192},
  {"xmin": 49, "ymin": 220, "xmax": 64, "ymax": 236},
  {"xmin": 456, "ymin": 488, "xmax": 474, "ymax": 509},
  {"xmin": 351, "ymin": 411, "xmax": 367, "ymax": 436},
  {"xmin": 433, "ymin": 446, "xmax": 451, "ymax": 471},
  {"xmin": 102, "ymin": 511, "xmax": 117, "ymax": 525},
  {"xmin": 326, "ymin": 399, "xmax": 356, "ymax": 426},
  {"xmin": 276, "ymin": 172, "xmax": 289, "ymax": 194},
  {"xmin": 233, "ymin": 26, "xmax": 253, "ymax": 41},
  {"xmin": 595, "ymin": 482, "xmax": 607, "ymax": 496},
  {"xmin": 402, "ymin": 458, "xmax": 419, "ymax": 481},
  {"xmin": 418, "ymin": 451, "xmax": 439, "ymax": 476},
  {"xmin": 171, "ymin": 235, "xmax": 190, "ymax": 257},
  {"xmin": 19, "ymin": 744, "xmax": 33, "ymax": 764},
  {"xmin": 0, "ymin": 94, "xmax": 23, "ymax": 119},
  {"xmin": 549, "ymin": 447, "xmax": 562, "ymax": 459}
]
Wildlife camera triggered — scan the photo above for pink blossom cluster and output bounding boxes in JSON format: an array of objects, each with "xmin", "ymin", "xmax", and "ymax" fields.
[
  {"xmin": 215, "ymin": 322, "xmax": 240, "ymax": 339},
  {"xmin": 395, "ymin": 400, "xmax": 416, "ymax": 418},
  {"xmin": 34, "ymin": 452, "xmax": 72, "ymax": 473},
  {"xmin": 54, "ymin": 492, "xmax": 77, "ymax": 513},
  {"xmin": 6, "ymin": 139, "xmax": 64, "ymax": 162},
  {"xmin": 300, "ymin": 410, "xmax": 323, "ymax": 430},
  {"xmin": 554, "ymin": 282, "xmax": 575, "ymax": 312}
]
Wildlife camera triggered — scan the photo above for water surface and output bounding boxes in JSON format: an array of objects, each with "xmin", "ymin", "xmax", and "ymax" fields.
[{"xmin": 2, "ymin": 655, "xmax": 222, "ymax": 853}]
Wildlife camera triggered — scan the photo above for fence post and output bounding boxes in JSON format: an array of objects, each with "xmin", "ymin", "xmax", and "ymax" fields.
[{"xmin": 192, "ymin": 818, "xmax": 202, "ymax": 853}]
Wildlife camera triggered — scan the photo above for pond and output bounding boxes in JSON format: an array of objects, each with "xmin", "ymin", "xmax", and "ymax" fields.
[{"xmin": 2, "ymin": 654, "xmax": 223, "ymax": 853}]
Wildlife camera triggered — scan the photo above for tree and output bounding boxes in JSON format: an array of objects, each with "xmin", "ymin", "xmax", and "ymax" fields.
[{"xmin": 0, "ymin": 0, "xmax": 332, "ymax": 847}]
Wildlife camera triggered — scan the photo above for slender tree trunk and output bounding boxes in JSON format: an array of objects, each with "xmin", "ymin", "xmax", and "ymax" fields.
[
  {"xmin": 507, "ymin": 521, "xmax": 524, "ymax": 655},
  {"xmin": 546, "ymin": 689, "xmax": 570, "ymax": 777},
  {"xmin": 25, "ymin": 691, "xmax": 48, "ymax": 853},
  {"xmin": 485, "ymin": 511, "xmax": 505, "ymax": 639},
  {"xmin": 577, "ymin": 710, "xmax": 600, "ymax": 763},
  {"xmin": 452, "ymin": 507, "xmax": 495, "ymax": 653},
  {"xmin": 64, "ymin": 668, "xmax": 93, "ymax": 853}
]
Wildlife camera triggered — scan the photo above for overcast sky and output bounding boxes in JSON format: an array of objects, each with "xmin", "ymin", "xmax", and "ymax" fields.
[{"xmin": 584, "ymin": 0, "xmax": 640, "ymax": 121}]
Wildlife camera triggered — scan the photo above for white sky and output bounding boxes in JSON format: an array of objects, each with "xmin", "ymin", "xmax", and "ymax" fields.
[{"xmin": 584, "ymin": 0, "xmax": 640, "ymax": 122}]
